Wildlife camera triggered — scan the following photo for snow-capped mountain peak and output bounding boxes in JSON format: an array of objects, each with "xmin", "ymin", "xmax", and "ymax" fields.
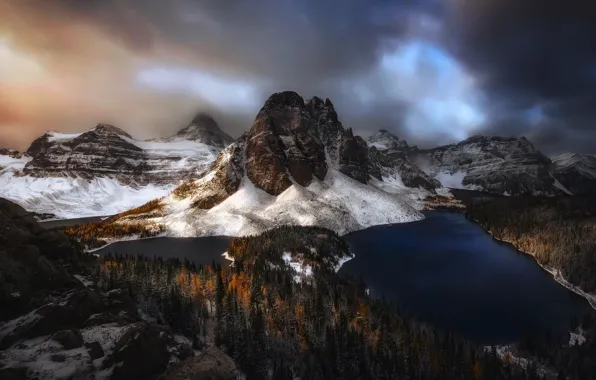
[
  {"xmin": 112, "ymin": 91, "xmax": 426, "ymax": 237},
  {"xmin": 0, "ymin": 119, "xmax": 231, "ymax": 218},
  {"xmin": 367, "ymin": 129, "xmax": 403, "ymax": 150},
  {"xmin": 173, "ymin": 112, "xmax": 234, "ymax": 148},
  {"xmin": 409, "ymin": 135, "xmax": 560, "ymax": 195}
]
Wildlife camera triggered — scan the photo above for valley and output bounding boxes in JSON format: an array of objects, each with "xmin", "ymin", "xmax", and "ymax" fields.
[
  {"xmin": 91, "ymin": 211, "xmax": 592, "ymax": 346},
  {"xmin": 3, "ymin": 91, "xmax": 596, "ymax": 379}
]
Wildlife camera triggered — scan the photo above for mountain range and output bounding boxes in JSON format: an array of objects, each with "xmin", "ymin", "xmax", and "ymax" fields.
[
  {"xmin": 0, "ymin": 114, "xmax": 232, "ymax": 219},
  {"xmin": 1, "ymin": 90, "xmax": 596, "ymax": 225}
]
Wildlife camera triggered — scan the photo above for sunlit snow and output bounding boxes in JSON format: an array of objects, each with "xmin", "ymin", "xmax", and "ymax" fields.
[{"xmin": 157, "ymin": 168, "xmax": 423, "ymax": 238}]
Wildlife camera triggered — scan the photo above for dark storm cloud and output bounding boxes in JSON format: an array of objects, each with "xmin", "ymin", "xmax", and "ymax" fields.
[
  {"xmin": 1, "ymin": 0, "xmax": 441, "ymax": 149},
  {"xmin": 1, "ymin": 0, "xmax": 595, "ymax": 154},
  {"xmin": 445, "ymin": 0, "xmax": 596, "ymax": 153}
]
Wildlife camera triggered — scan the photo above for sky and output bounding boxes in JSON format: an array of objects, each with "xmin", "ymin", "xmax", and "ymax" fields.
[{"xmin": 1, "ymin": 0, "xmax": 595, "ymax": 154}]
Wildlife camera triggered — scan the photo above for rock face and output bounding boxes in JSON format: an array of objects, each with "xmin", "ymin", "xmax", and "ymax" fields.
[
  {"xmin": 246, "ymin": 92, "xmax": 359, "ymax": 195},
  {"xmin": 173, "ymin": 137, "xmax": 245, "ymax": 209},
  {"xmin": 551, "ymin": 153, "xmax": 596, "ymax": 195},
  {"xmin": 244, "ymin": 92, "xmax": 378, "ymax": 196},
  {"xmin": 367, "ymin": 130, "xmax": 440, "ymax": 191},
  {"xmin": 22, "ymin": 122, "xmax": 225, "ymax": 186},
  {"xmin": 411, "ymin": 135, "xmax": 559, "ymax": 195},
  {"xmin": 0, "ymin": 198, "xmax": 82, "ymax": 321}
]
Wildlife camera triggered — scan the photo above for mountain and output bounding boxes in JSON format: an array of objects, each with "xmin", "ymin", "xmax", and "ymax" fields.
[
  {"xmin": 409, "ymin": 135, "xmax": 566, "ymax": 196},
  {"xmin": 169, "ymin": 112, "xmax": 234, "ymax": 147},
  {"xmin": 0, "ymin": 115, "xmax": 231, "ymax": 218},
  {"xmin": 367, "ymin": 130, "xmax": 441, "ymax": 191},
  {"xmin": 551, "ymin": 153, "xmax": 596, "ymax": 195},
  {"xmin": 112, "ymin": 91, "xmax": 425, "ymax": 237}
]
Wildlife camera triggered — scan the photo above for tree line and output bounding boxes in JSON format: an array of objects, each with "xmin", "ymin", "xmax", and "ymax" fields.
[
  {"xmin": 457, "ymin": 192, "xmax": 596, "ymax": 379},
  {"xmin": 99, "ymin": 225, "xmax": 541, "ymax": 380}
]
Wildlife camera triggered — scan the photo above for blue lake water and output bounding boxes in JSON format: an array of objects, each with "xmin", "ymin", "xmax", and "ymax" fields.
[{"xmin": 340, "ymin": 211, "xmax": 592, "ymax": 344}]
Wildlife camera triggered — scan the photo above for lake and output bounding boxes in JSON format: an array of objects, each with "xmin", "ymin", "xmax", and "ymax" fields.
[
  {"xmin": 93, "ymin": 211, "xmax": 592, "ymax": 344},
  {"xmin": 96, "ymin": 236, "xmax": 233, "ymax": 267},
  {"xmin": 340, "ymin": 211, "xmax": 592, "ymax": 344}
]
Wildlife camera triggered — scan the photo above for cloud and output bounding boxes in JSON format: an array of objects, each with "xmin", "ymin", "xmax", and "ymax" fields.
[
  {"xmin": 0, "ymin": 0, "xmax": 594, "ymax": 154},
  {"xmin": 443, "ymin": 0, "xmax": 596, "ymax": 153}
]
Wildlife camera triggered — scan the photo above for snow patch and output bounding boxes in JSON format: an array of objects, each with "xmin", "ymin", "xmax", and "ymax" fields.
[
  {"xmin": 74, "ymin": 275, "xmax": 95, "ymax": 288},
  {"xmin": 434, "ymin": 171, "xmax": 483, "ymax": 191},
  {"xmin": 550, "ymin": 173, "xmax": 574, "ymax": 195},
  {"xmin": 222, "ymin": 252, "xmax": 235, "ymax": 266},
  {"xmin": 282, "ymin": 252, "xmax": 313, "ymax": 283},
  {"xmin": 569, "ymin": 327, "xmax": 586, "ymax": 346},
  {"xmin": 46, "ymin": 131, "xmax": 83, "ymax": 142},
  {"xmin": 334, "ymin": 255, "xmax": 354, "ymax": 272}
]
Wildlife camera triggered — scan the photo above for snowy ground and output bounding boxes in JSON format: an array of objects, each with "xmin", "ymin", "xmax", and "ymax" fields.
[
  {"xmin": 153, "ymin": 168, "xmax": 424, "ymax": 238},
  {"xmin": 433, "ymin": 171, "xmax": 484, "ymax": 191},
  {"xmin": 0, "ymin": 137, "xmax": 218, "ymax": 218},
  {"xmin": 0, "ymin": 169, "xmax": 174, "ymax": 219}
]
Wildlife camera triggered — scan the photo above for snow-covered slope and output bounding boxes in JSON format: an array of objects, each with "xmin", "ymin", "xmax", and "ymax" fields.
[
  {"xmin": 410, "ymin": 135, "xmax": 560, "ymax": 195},
  {"xmin": 113, "ymin": 92, "xmax": 424, "ymax": 237},
  {"xmin": 154, "ymin": 167, "xmax": 422, "ymax": 237},
  {"xmin": 0, "ymin": 115, "xmax": 231, "ymax": 218},
  {"xmin": 551, "ymin": 153, "xmax": 596, "ymax": 195}
]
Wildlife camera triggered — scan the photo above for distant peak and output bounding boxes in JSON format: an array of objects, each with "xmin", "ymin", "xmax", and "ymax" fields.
[
  {"xmin": 190, "ymin": 112, "xmax": 218, "ymax": 126},
  {"xmin": 176, "ymin": 113, "xmax": 233, "ymax": 147},
  {"xmin": 367, "ymin": 129, "xmax": 402, "ymax": 151},
  {"xmin": 92, "ymin": 124, "xmax": 132, "ymax": 139}
]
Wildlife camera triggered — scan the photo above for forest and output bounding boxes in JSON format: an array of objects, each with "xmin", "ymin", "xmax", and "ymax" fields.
[
  {"xmin": 98, "ymin": 225, "xmax": 543, "ymax": 380},
  {"xmin": 454, "ymin": 192, "xmax": 596, "ymax": 379},
  {"xmin": 459, "ymin": 194, "xmax": 596, "ymax": 294}
]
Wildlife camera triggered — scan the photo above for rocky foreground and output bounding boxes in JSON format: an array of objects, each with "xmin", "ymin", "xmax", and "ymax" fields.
[{"xmin": 0, "ymin": 198, "xmax": 238, "ymax": 380}]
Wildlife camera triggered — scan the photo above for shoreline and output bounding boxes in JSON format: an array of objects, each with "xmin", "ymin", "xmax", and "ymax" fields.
[
  {"xmin": 467, "ymin": 217, "xmax": 596, "ymax": 311},
  {"xmin": 86, "ymin": 234, "xmax": 166, "ymax": 253}
]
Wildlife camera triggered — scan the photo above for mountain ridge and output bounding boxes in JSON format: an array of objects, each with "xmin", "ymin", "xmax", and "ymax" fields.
[{"xmin": 0, "ymin": 114, "xmax": 231, "ymax": 218}]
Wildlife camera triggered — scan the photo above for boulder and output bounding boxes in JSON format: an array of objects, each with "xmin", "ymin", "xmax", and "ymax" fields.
[
  {"xmin": 84, "ymin": 341, "xmax": 105, "ymax": 360},
  {"xmin": 109, "ymin": 323, "xmax": 173, "ymax": 380},
  {"xmin": 0, "ymin": 198, "xmax": 82, "ymax": 322},
  {"xmin": 161, "ymin": 347, "xmax": 239, "ymax": 380},
  {"xmin": 0, "ymin": 289, "xmax": 104, "ymax": 349},
  {"xmin": 51, "ymin": 327, "xmax": 83, "ymax": 349}
]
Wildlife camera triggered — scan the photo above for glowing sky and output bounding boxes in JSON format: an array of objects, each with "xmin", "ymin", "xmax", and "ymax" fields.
[{"xmin": 1, "ymin": 0, "xmax": 595, "ymax": 153}]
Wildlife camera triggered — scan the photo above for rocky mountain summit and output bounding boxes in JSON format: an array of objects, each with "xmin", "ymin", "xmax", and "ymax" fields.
[
  {"xmin": 170, "ymin": 112, "xmax": 234, "ymax": 148},
  {"xmin": 551, "ymin": 153, "xmax": 596, "ymax": 195},
  {"xmin": 409, "ymin": 135, "xmax": 563, "ymax": 195},
  {"xmin": 0, "ymin": 114, "xmax": 231, "ymax": 218},
  {"xmin": 245, "ymin": 91, "xmax": 372, "ymax": 195},
  {"xmin": 113, "ymin": 91, "xmax": 427, "ymax": 238}
]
